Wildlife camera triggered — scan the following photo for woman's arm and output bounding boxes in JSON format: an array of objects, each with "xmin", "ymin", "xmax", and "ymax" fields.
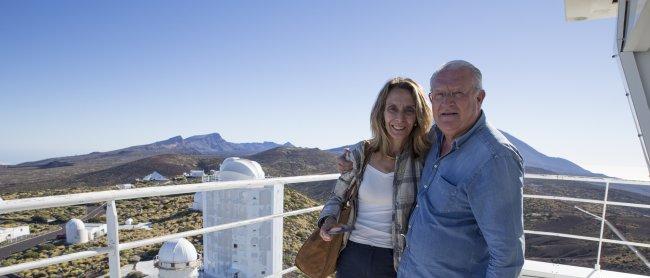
[{"xmin": 317, "ymin": 141, "xmax": 366, "ymax": 239}]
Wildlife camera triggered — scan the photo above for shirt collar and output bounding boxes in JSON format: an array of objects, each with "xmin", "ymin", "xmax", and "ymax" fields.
[{"xmin": 434, "ymin": 110, "xmax": 486, "ymax": 150}]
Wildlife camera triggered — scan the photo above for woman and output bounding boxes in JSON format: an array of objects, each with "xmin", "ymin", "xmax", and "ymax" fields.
[{"xmin": 318, "ymin": 77, "xmax": 432, "ymax": 277}]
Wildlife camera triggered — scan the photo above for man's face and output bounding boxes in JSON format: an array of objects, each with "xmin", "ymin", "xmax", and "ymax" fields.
[{"xmin": 430, "ymin": 68, "xmax": 485, "ymax": 140}]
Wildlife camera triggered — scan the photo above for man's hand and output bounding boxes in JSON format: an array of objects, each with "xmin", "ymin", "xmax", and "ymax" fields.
[
  {"xmin": 319, "ymin": 216, "xmax": 344, "ymax": 241},
  {"xmin": 336, "ymin": 148, "xmax": 353, "ymax": 173}
]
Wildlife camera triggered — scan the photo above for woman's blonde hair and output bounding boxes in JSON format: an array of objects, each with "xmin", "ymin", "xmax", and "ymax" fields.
[{"xmin": 369, "ymin": 77, "xmax": 432, "ymax": 158}]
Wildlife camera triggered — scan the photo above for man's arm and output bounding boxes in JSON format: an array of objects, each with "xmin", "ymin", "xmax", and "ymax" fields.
[{"xmin": 467, "ymin": 151, "xmax": 525, "ymax": 278}]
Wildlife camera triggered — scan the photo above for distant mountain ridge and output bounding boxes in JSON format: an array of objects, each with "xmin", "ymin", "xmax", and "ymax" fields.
[
  {"xmin": 500, "ymin": 131, "xmax": 603, "ymax": 177},
  {"xmin": 13, "ymin": 130, "xmax": 600, "ymax": 178},
  {"xmin": 326, "ymin": 131, "xmax": 602, "ymax": 178},
  {"xmin": 16, "ymin": 133, "xmax": 294, "ymax": 167}
]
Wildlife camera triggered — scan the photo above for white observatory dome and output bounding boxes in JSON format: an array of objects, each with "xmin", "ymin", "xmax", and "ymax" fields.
[
  {"xmin": 218, "ymin": 157, "xmax": 265, "ymax": 181},
  {"xmin": 156, "ymin": 238, "xmax": 200, "ymax": 277},
  {"xmin": 65, "ymin": 218, "xmax": 89, "ymax": 244},
  {"xmin": 158, "ymin": 238, "xmax": 198, "ymax": 266}
]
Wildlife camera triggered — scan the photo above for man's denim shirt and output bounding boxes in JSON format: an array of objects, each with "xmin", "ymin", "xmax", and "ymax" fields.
[{"xmin": 397, "ymin": 111, "xmax": 525, "ymax": 278}]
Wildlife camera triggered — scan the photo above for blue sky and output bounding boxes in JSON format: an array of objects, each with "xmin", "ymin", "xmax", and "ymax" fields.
[{"xmin": 0, "ymin": 1, "xmax": 647, "ymax": 180}]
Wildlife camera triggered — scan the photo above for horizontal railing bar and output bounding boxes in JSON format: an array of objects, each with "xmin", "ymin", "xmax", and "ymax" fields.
[
  {"xmin": 280, "ymin": 266, "xmax": 298, "ymax": 275},
  {"xmin": 265, "ymin": 266, "xmax": 299, "ymax": 278},
  {"xmin": 525, "ymin": 230, "xmax": 602, "ymax": 242},
  {"xmin": 0, "ymin": 205, "xmax": 323, "ymax": 276},
  {"xmin": 601, "ymin": 238, "xmax": 650, "ymax": 249},
  {"xmin": 525, "ymin": 173, "xmax": 650, "ymax": 186},
  {"xmin": 119, "ymin": 205, "xmax": 323, "ymax": 250},
  {"xmin": 525, "ymin": 230, "xmax": 650, "ymax": 248},
  {"xmin": 0, "ymin": 248, "xmax": 111, "ymax": 276},
  {"xmin": 0, "ymin": 174, "xmax": 339, "ymax": 214},
  {"xmin": 524, "ymin": 194, "xmax": 650, "ymax": 209},
  {"xmin": 2, "ymin": 173, "xmax": 647, "ymax": 215}
]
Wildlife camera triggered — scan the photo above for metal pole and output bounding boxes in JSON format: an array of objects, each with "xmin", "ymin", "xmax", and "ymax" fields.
[
  {"xmin": 272, "ymin": 183, "xmax": 285, "ymax": 277},
  {"xmin": 106, "ymin": 200, "xmax": 121, "ymax": 277},
  {"xmin": 595, "ymin": 182, "xmax": 610, "ymax": 271}
]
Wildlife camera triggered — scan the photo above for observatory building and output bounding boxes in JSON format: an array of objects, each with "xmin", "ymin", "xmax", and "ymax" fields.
[
  {"xmin": 0, "ymin": 225, "xmax": 30, "ymax": 243},
  {"xmin": 65, "ymin": 219, "xmax": 88, "ymax": 244},
  {"xmin": 143, "ymin": 171, "xmax": 168, "ymax": 181},
  {"xmin": 202, "ymin": 157, "xmax": 283, "ymax": 277},
  {"xmin": 154, "ymin": 238, "xmax": 201, "ymax": 278},
  {"xmin": 191, "ymin": 192, "xmax": 203, "ymax": 212},
  {"xmin": 65, "ymin": 219, "xmax": 107, "ymax": 244}
]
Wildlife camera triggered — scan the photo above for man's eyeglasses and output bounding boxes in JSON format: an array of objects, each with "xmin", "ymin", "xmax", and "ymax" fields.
[{"xmin": 429, "ymin": 91, "xmax": 469, "ymax": 102}]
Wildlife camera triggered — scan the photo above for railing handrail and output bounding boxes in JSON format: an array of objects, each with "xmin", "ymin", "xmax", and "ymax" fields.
[
  {"xmin": 0, "ymin": 174, "xmax": 340, "ymax": 214},
  {"xmin": 523, "ymin": 194, "xmax": 650, "ymax": 209},
  {"xmin": 0, "ymin": 205, "xmax": 324, "ymax": 276},
  {"xmin": 1, "ymin": 173, "xmax": 647, "ymax": 215},
  {"xmin": 525, "ymin": 173, "xmax": 650, "ymax": 186}
]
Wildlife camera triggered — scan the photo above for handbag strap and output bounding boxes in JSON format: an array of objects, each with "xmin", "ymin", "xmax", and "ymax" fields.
[{"xmin": 344, "ymin": 141, "xmax": 372, "ymax": 203}]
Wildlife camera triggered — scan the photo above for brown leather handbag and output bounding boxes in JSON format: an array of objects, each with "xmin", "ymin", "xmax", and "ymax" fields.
[{"xmin": 295, "ymin": 143, "xmax": 370, "ymax": 278}]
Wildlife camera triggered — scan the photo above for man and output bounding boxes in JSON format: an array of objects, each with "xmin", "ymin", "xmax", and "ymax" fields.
[{"xmin": 338, "ymin": 60, "xmax": 525, "ymax": 277}]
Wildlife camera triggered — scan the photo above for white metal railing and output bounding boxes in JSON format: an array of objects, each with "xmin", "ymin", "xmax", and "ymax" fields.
[
  {"xmin": 0, "ymin": 174, "xmax": 337, "ymax": 277},
  {"xmin": 524, "ymin": 173, "xmax": 650, "ymax": 271},
  {"xmin": 0, "ymin": 173, "xmax": 648, "ymax": 277}
]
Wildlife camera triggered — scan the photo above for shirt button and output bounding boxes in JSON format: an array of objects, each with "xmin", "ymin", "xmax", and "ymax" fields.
[
  {"xmin": 424, "ymin": 185, "xmax": 428, "ymax": 189},
  {"xmin": 434, "ymin": 164, "xmax": 438, "ymax": 168},
  {"xmin": 416, "ymin": 204, "xmax": 419, "ymax": 208},
  {"xmin": 408, "ymin": 224, "xmax": 411, "ymax": 229}
]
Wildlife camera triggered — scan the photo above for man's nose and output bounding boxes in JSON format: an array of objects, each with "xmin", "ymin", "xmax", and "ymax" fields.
[{"xmin": 441, "ymin": 94, "xmax": 456, "ymax": 104}]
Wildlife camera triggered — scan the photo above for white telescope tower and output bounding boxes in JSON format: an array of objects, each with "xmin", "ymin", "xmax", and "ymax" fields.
[{"xmin": 201, "ymin": 157, "xmax": 283, "ymax": 277}]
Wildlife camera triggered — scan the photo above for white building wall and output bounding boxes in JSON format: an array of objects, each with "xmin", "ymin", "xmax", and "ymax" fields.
[
  {"xmin": 0, "ymin": 226, "xmax": 30, "ymax": 243},
  {"xmin": 159, "ymin": 268, "xmax": 199, "ymax": 278},
  {"xmin": 86, "ymin": 223, "xmax": 107, "ymax": 239},
  {"xmin": 202, "ymin": 158, "xmax": 283, "ymax": 278},
  {"xmin": 66, "ymin": 228, "xmax": 88, "ymax": 244}
]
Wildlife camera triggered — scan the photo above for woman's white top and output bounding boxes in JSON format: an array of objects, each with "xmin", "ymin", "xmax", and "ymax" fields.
[{"xmin": 349, "ymin": 164, "xmax": 394, "ymax": 249}]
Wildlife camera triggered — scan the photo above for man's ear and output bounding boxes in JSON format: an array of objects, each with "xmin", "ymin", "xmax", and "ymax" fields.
[{"xmin": 477, "ymin": 89, "xmax": 486, "ymax": 105}]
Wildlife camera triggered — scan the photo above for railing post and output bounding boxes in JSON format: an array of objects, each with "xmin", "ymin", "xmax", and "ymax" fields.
[
  {"xmin": 106, "ymin": 200, "xmax": 121, "ymax": 277},
  {"xmin": 272, "ymin": 183, "xmax": 285, "ymax": 277},
  {"xmin": 595, "ymin": 181, "xmax": 610, "ymax": 271}
]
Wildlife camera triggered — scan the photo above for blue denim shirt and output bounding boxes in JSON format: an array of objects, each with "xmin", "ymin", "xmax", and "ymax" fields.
[{"xmin": 397, "ymin": 111, "xmax": 525, "ymax": 278}]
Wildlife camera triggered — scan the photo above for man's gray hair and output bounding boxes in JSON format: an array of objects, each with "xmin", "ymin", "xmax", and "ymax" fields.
[{"xmin": 430, "ymin": 60, "xmax": 483, "ymax": 91}]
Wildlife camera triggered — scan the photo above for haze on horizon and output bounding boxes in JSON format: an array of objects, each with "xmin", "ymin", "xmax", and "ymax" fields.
[{"xmin": 0, "ymin": 1, "xmax": 648, "ymax": 181}]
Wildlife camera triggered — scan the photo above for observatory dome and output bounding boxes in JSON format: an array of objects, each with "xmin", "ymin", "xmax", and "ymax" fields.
[
  {"xmin": 218, "ymin": 157, "xmax": 265, "ymax": 181},
  {"xmin": 65, "ymin": 218, "xmax": 88, "ymax": 244},
  {"xmin": 158, "ymin": 238, "xmax": 198, "ymax": 265}
]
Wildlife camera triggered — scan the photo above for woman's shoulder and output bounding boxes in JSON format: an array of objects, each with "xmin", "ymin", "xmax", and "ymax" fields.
[
  {"xmin": 346, "ymin": 140, "xmax": 372, "ymax": 169},
  {"xmin": 349, "ymin": 140, "xmax": 368, "ymax": 154}
]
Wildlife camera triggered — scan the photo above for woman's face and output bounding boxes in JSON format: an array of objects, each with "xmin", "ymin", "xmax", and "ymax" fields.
[{"xmin": 384, "ymin": 87, "xmax": 417, "ymax": 149}]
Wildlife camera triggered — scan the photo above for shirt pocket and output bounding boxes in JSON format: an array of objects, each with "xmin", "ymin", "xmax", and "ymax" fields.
[{"xmin": 432, "ymin": 175, "xmax": 463, "ymax": 213}]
